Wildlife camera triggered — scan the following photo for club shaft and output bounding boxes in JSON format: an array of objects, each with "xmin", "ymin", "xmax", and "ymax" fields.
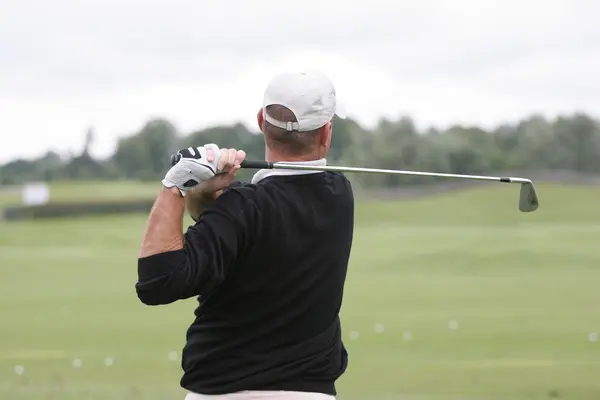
[
  {"xmin": 170, "ymin": 156, "xmax": 537, "ymax": 211},
  {"xmin": 170, "ymin": 156, "xmax": 532, "ymax": 184},
  {"xmin": 249, "ymin": 161, "xmax": 532, "ymax": 184}
]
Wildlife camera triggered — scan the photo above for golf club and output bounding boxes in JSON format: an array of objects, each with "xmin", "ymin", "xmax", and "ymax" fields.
[{"xmin": 170, "ymin": 155, "xmax": 539, "ymax": 212}]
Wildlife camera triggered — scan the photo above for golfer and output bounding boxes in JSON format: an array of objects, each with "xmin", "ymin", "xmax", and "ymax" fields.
[{"xmin": 136, "ymin": 71, "xmax": 354, "ymax": 399}]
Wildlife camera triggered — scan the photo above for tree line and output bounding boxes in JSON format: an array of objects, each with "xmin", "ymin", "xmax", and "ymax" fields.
[{"xmin": 2, "ymin": 112, "xmax": 599, "ymax": 188}]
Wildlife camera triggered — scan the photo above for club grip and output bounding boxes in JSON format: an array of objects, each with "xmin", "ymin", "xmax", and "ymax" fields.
[
  {"xmin": 240, "ymin": 160, "xmax": 272, "ymax": 169},
  {"xmin": 170, "ymin": 153, "xmax": 271, "ymax": 169}
]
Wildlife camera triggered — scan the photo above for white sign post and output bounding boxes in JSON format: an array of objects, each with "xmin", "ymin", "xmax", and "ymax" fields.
[{"xmin": 22, "ymin": 182, "xmax": 50, "ymax": 206}]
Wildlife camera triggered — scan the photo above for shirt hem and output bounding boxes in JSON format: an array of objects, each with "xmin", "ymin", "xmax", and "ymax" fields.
[{"xmin": 182, "ymin": 380, "xmax": 336, "ymax": 396}]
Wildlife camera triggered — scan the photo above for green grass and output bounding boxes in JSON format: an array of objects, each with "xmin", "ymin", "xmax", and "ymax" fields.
[{"xmin": 1, "ymin": 182, "xmax": 600, "ymax": 399}]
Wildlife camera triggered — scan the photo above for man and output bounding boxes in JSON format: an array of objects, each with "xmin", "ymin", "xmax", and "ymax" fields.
[{"xmin": 135, "ymin": 70, "xmax": 354, "ymax": 399}]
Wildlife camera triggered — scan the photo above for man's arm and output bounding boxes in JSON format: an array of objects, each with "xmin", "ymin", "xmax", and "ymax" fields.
[
  {"xmin": 135, "ymin": 187, "xmax": 254, "ymax": 306},
  {"xmin": 136, "ymin": 186, "xmax": 189, "ymax": 306},
  {"xmin": 135, "ymin": 147, "xmax": 247, "ymax": 306},
  {"xmin": 139, "ymin": 187, "xmax": 185, "ymax": 258}
]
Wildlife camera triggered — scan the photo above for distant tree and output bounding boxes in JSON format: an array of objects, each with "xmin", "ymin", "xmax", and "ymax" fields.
[
  {"xmin": 83, "ymin": 126, "xmax": 95, "ymax": 156},
  {"xmin": 0, "ymin": 159, "xmax": 37, "ymax": 185},
  {"xmin": 113, "ymin": 118, "xmax": 179, "ymax": 180},
  {"xmin": 553, "ymin": 114, "xmax": 600, "ymax": 172}
]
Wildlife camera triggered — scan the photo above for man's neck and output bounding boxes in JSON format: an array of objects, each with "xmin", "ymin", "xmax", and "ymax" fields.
[{"xmin": 265, "ymin": 148, "xmax": 323, "ymax": 163}]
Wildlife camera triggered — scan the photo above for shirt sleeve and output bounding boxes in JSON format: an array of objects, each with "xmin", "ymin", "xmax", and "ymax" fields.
[{"xmin": 135, "ymin": 185, "xmax": 256, "ymax": 305}]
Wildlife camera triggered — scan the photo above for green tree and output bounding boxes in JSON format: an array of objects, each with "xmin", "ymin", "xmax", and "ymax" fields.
[{"xmin": 113, "ymin": 118, "xmax": 179, "ymax": 180}]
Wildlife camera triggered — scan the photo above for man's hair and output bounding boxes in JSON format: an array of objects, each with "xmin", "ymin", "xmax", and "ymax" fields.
[{"xmin": 263, "ymin": 105, "xmax": 322, "ymax": 156}]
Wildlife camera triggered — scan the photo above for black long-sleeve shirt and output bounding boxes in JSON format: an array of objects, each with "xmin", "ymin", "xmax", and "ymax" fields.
[{"xmin": 135, "ymin": 169, "xmax": 354, "ymax": 396}]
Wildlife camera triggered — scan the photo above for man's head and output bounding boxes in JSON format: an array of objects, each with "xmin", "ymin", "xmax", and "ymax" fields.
[{"xmin": 257, "ymin": 71, "xmax": 344, "ymax": 161}]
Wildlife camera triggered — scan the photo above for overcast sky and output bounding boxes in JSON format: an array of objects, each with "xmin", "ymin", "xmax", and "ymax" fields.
[{"xmin": 1, "ymin": 0, "xmax": 599, "ymax": 162}]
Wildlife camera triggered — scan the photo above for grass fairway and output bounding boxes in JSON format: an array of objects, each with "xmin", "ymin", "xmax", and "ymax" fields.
[{"xmin": 1, "ymin": 182, "xmax": 600, "ymax": 399}]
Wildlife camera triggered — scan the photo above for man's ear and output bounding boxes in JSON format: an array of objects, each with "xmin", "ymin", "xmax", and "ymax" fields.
[
  {"xmin": 257, "ymin": 108, "xmax": 265, "ymax": 133},
  {"xmin": 319, "ymin": 121, "xmax": 333, "ymax": 148}
]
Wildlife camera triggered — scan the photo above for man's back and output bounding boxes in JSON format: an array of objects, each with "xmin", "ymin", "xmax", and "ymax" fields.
[
  {"xmin": 180, "ymin": 170, "xmax": 354, "ymax": 396},
  {"xmin": 136, "ymin": 70, "xmax": 352, "ymax": 399}
]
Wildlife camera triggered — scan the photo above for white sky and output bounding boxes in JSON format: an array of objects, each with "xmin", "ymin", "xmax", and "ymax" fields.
[{"xmin": 1, "ymin": 0, "xmax": 599, "ymax": 162}]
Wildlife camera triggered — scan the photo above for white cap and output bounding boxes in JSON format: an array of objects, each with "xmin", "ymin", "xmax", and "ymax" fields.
[{"xmin": 262, "ymin": 70, "xmax": 345, "ymax": 132}]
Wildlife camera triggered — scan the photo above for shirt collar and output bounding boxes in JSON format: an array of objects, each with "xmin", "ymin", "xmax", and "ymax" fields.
[{"xmin": 251, "ymin": 158, "xmax": 327, "ymax": 184}]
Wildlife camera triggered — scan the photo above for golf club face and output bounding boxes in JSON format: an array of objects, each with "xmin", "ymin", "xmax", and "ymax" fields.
[{"xmin": 519, "ymin": 181, "xmax": 539, "ymax": 212}]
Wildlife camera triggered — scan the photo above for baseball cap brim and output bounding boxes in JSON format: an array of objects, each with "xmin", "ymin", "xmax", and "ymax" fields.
[{"xmin": 334, "ymin": 100, "xmax": 347, "ymax": 119}]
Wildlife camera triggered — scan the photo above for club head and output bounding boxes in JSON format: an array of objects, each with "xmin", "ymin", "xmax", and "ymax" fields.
[{"xmin": 519, "ymin": 181, "xmax": 539, "ymax": 212}]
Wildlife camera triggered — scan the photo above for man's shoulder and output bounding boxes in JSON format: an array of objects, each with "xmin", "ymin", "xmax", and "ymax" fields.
[
  {"xmin": 224, "ymin": 180, "xmax": 260, "ymax": 194},
  {"xmin": 216, "ymin": 180, "xmax": 262, "ymax": 205},
  {"xmin": 220, "ymin": 172, "xmax": 353, "ymax": 200},
  {"xmin": 254, "ymin": 171, "xmax": 352, "ymax": 185},
  {"xmin": 317, "ymin": 171, "xmax": 354, "ymax": 192},
  {"xmin": 325, "ymin": 170, "xmax": 353, "ymax": 183}
]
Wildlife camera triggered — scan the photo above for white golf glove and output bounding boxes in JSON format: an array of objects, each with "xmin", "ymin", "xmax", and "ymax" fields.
[{"xmin": 162, "ymin": 144, "xmax": 222, "ymax": 195}]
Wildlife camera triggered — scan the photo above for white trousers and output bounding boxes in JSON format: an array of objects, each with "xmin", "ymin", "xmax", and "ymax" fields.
[{"xmin": 185, "ymin": 391, "xmax": 335, "ymax": 399}]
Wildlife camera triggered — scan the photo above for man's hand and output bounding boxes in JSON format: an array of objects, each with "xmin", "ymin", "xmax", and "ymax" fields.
[
  {"xmin": 162, "ymin": 144, "xmax": 223, "ymax": 195},
  {"xmin": 198, "ymin": 148, "xmax": 246, "ymax": 195},
  {"xmin": 184, "ymin": 148, "xmax": 246, "ymax": 221}
]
